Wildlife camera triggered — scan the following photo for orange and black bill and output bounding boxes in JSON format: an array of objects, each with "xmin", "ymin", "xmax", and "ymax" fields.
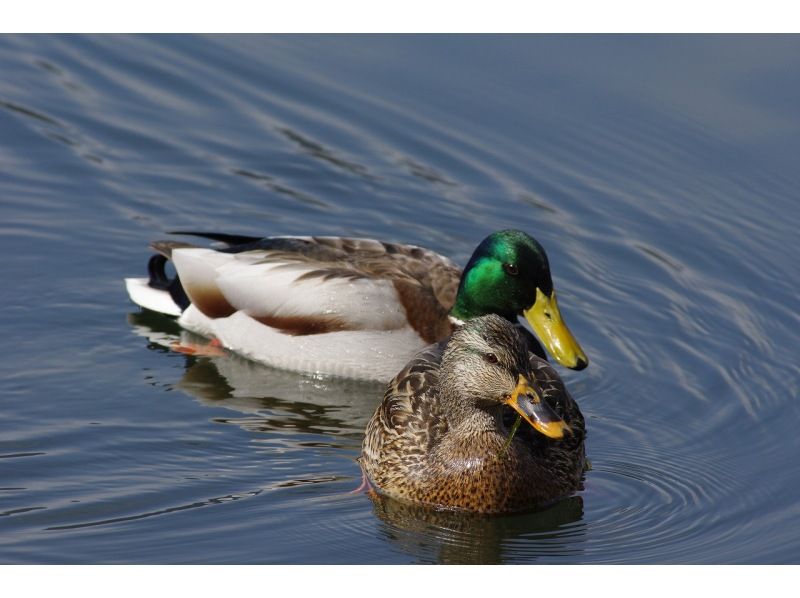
[{"xmin": 504, "ymin": 374, "xmax": 571, "ymax": 439}]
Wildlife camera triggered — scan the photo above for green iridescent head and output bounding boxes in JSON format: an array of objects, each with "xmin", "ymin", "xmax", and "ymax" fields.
[{"xmin": 450, "ymin": 230, "xmax": 588, "ymax": 370}]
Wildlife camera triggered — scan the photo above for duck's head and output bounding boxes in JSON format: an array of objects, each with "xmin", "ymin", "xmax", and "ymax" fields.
[
  {"xmin": 440, "ymin": 314, "xmax": 571, "ymax": 440},
  {"xmin": 450, "ymin": 229, "xmax": 588, "ymax": 370}
]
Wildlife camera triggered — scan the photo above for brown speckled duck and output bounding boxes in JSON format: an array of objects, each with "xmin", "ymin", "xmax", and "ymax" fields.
[{"xmin": 359, "ymin": 314, "xmax": 586, "ymax": 514}]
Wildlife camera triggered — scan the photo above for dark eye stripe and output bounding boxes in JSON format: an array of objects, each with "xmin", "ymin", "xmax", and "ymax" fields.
[{"xmin": 483, "ymin": 352, "xmax": 499, "ymax": 364}]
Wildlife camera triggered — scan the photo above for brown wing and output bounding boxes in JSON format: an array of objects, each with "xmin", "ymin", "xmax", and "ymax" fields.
[
  {"xmin": 361, "ymin": 342, "xmax": 449, "ymax": 483},
  {"xmin": 247, "ymin": 236, "xmax": 462, "ymax": 343},
  {"xmin": 252, "ymin": 236, "xmax": 461, "ymax": 305},
  {"xmin": 150, "ymin": 234, "xmax": 463, "ymax": 343}
]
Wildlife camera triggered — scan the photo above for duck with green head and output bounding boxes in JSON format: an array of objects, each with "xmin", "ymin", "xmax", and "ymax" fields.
[{"xmin": 125, "ymin": 228, "xmax": 588, "ymax": 380}]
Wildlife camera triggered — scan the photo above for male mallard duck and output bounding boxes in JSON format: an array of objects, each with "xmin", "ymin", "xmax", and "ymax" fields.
[
  {"xmin": 359, "ymin": 314, "xmax": 586, "ymax": 514},
  {"xmin": 125, "ymin": 230, "xmax": 587, "ymax": 381}
]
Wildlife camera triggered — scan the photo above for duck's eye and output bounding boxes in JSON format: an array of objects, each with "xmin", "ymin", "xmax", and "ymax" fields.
[
  {"xmin": 483, "ymin": 352, "xmax": 499, "ymax": 364},
  {"xmin": 503, "ymin": 263, "xmax": 519, "ymax": 276}
]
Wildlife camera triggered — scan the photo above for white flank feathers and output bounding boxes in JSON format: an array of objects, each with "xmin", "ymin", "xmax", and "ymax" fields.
[
  {"xmin": 127, "ymin": 245, "xmax": 433, "ymax": 380},
  {"xmin": 178, "ymin": 306, "xmax": 424, "ymax": 381}
]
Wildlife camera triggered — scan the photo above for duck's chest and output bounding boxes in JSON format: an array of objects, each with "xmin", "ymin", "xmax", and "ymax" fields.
[{"xmin": 408, "ymin": 433, "xmax": 566, "ymax": 513}]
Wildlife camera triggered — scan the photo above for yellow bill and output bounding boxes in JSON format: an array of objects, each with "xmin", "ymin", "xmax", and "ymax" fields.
[
  {"xmin": 504, "ymin": 374, "xmax": 571, "ymax": 440},
  {"xmin": 523, "ymin": 287, "xmax": 588, "ymax": 370}
]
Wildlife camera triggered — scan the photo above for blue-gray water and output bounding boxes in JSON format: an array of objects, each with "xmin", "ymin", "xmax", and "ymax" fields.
[{"xmin": 1, "ymin": 34, "xmax": 798, "ymax": 564}]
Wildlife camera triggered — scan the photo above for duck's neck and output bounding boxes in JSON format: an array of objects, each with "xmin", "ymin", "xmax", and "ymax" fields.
[
  {"xmin": 449, "ymin": 287, "xmax": 517, "ymax": 327},
  {"xmin": 438, "ymin": 378, "xmax": 504, "ymax": 434},
  {"xmin": 448, "ymin": 314, "xmax": 466, "ymax": 327},
  {"xmin": 448, "ymin": 403, "xmax": 505, "ymax": 440},
  {"xmin": 449, "ymin": 293, "xmax": 487, "ymax": 323}
]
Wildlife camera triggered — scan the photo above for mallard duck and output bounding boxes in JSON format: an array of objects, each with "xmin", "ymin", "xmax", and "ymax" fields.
[
  {"xmin": 359, "ymin": 314, "xmax": 586, "ymax": 514},
  {"xmin": 125, "ymin": 230, "xmax": 587, "ymax": 381}
]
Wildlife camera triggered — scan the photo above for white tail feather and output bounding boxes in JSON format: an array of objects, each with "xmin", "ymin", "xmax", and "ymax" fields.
[{"xmin": 124, "ymin": 277, "xmax": 182, "ymax": 317}]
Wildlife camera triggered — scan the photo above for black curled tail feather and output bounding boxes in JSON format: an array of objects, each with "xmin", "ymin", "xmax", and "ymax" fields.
[
  {"xmin": 166, "ymin": 232, "xmax": 310, "ymax": 256},
  {"xmin": 168, "ymin": 231, "xmax": 264, "ymax": 247},
  {"xmin": 147, "ymin": 254, "xmax": 190, "ymax": 311}
]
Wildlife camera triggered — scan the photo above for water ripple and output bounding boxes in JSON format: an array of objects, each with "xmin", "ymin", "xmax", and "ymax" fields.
[
  {"xmin": 0, "ymin": 98, "xmax": 60, "ymax": 125},
  {"xmin": 1, "ymin": 34, "xmax": 798, "ymax": 563},
  {"xmin": 0, "ymin": 452, "xmax": 47, "ymax": 459},
  {"xmin": 44, "ymin": 489, "xmax": 263, "ymax": 531}
]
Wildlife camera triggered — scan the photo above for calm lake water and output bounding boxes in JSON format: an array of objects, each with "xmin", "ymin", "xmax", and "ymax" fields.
[{"xmin": 1, "ymin": 34, "xmax": 799, "ymax": 564}]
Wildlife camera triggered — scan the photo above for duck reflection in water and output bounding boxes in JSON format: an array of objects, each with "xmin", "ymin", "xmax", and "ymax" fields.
[
  {"xmin": 128, "ymin": 310, "xmax": 381, "ymax": 439},
  {"xmin": 367, "ymin": 491, "xmax": 586, "ymax": 564}
]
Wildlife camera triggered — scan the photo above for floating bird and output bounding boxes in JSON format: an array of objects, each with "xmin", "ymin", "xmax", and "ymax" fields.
[
  {"xmin": 359, "ymin": 314, "xmax": 586, "ymax": 513},
  {"xmin": 125, "ymin": 230, "xmax": 587, "ymax": 380}
]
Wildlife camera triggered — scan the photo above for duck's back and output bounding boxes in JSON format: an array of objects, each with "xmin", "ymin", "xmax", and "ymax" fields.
[{"xmin": 126, "ymin": 234, "xmax": 462, "ymax": 380}]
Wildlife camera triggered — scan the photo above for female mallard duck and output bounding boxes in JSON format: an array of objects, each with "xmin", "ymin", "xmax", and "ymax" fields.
[
  {"xmin": 125, "ymin": 230, "xmax": 587, "ymax": 381},
  {"xmin": 359, "ymin": 314, "xmax": 586, "ymax": 514}
]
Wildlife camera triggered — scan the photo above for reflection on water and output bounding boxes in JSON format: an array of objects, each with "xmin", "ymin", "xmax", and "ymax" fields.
[
  {"xmin": 369, "ymin": 493, "xmax": 585, "ymax": 564},
  {"xmin": 128, "ymin": 311, "xmax": 382, "ymax": 440}
]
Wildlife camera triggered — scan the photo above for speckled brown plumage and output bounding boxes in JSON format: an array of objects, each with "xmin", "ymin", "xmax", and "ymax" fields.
[{"xmin": 360, "ymin": 315, "xmax": 586, "ymax": 514}]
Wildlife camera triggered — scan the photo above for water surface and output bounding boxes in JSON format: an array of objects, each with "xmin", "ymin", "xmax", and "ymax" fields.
[{"xmin": 1, "ymin": 34, "xmax": 799, "ymax": 563}]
